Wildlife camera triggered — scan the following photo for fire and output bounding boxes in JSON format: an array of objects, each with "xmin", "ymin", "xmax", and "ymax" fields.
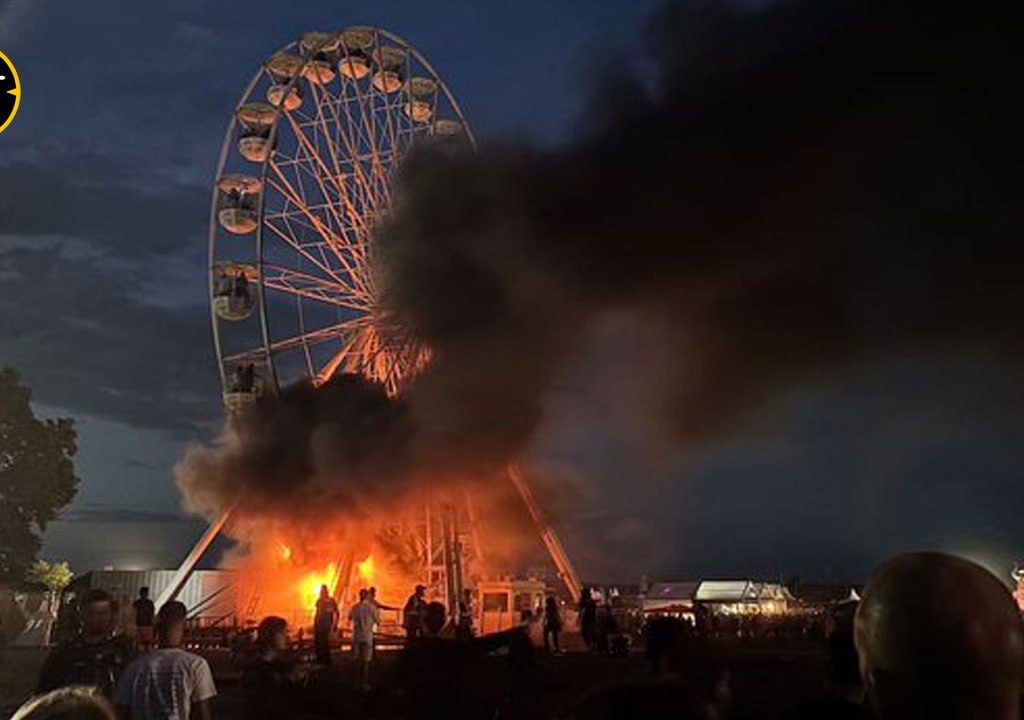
[
  {"xmin": 357, "ymin": 556, "xmax": 374, "ymax": 584},
  {"xmin": 224, "ymin": 479, "xmax": 539, "ymax": 626},
  {"xmin": 299, "ymin": 563, "xmax": 337, "ymax": 614}
]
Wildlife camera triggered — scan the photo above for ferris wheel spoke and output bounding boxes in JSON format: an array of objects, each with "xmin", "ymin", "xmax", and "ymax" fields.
[
  {"xmin": 362, "ymin": 89, "xmax": 396, "ymax": 212},
  {"xmin": 312, "ymin": 327, "xmax": 369, "ymax": 386},
  {"xmin": 272, "ymin": 211, "xmax": 364, "ymax": 277},
  {"xmin": 267, "ymin": 316, "xmax": 371, "ymax": 355},
  {"xmin": 262, "ymin": 263, "xmax": 370, "ymax": 311},
  {"xmin": 263, "ymin": 216, "xmax": 356, "ymax": 294},
  {"xmin": 223, "ymin": 346, "xmax": 271, "ymax": 365},
  {"xmin": 303, "ymin": 82, "xmax": 375, "ymax": 249},
  {"xmin": 378, "ymin": 58, "xmax": 413, "ymax": 178},
  {"xmin": 329, "ymin": 78, "xmax": 388, "ymax": 224},
  {"xmin": 346, "ymin": 61, "xmax": 394, "ymax": 214},
  {"xmin": 266, "ymin": 166, "xmax": 374, "ymax": 299},
  {"xmin": 270, "ymin": 150, "xmax": 367, "ymax": 275},
  {"xmin": 278, "ymin": 114, "xmax": 356, "ymax": 241},
  {"xmin": 282, "ymin": 107, "xmax": 369, "ymax": 241}
]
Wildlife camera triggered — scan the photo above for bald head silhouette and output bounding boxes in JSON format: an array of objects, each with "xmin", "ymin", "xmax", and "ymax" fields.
[{"xmin": 855, "ymin": 552, "xmax": 1024, "ymax": 720}]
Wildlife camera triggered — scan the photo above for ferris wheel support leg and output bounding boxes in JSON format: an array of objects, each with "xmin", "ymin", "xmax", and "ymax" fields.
[
  {"xmin": 506, "ymin": 464, "xmax": 583, "ymax": 602},
  {"xmin": 155, "ymin": 508, "xmax": 234, "ymax": 609}
]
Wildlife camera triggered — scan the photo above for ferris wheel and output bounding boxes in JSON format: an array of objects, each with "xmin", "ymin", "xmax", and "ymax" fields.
[
  {"xmin": 208, "ymin": 27, "xmax": 474, "ymax": 409},
  {"xmin": 158, "ymin": 27, "xmax": 582, "ymax": 612}
]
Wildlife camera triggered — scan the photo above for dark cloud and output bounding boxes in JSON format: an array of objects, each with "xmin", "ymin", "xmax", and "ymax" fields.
[
  {"xmin": 0, "ymin": 161, "xmax": 207, "ymax": 261},
  {"xmin": 58, "ymin": 504, "xmax": 193, "ymax": 526},
  {"xmin": 0, "ymin": 246, "xmax": 219, "ymax": 434}
]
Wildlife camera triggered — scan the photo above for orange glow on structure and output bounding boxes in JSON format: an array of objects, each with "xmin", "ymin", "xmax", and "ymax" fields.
[
  {"xmin": 357, "ymin": 556, "xmax": 374, "ymax": 584},
  {"xmin": 300, "ymin": 563, "xmax": 337, "ymax": 614},
  {"xmin": 223, "ymin": 477, "xmax": 544, "ymax": 628}
]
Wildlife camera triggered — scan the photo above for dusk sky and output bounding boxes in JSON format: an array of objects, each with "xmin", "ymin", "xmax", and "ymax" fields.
[{"xmin": 1, "ymin": 0, "xmax": 1021, "ymax": 584}]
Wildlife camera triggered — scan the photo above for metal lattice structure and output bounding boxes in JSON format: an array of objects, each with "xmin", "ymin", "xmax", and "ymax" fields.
[
  {"xmin": 160, "ymin": 27, "xmax": 581, "ymax": 616},
  {"xmin": 209, "ymin": 28, "xmax": 473, "ymax": 403}
]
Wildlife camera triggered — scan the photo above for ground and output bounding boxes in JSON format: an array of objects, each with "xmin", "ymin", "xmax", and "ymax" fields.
[{"xmin": 1, "ymin": 635, "xmax": 831, "ymax": 719}]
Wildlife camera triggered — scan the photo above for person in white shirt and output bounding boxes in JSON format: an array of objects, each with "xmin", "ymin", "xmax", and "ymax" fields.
[
  {"xmin": 114, "ymin": 601, "xmax": 216, "ymax": 720},
  {"xmin": 348, "ymin": 589, "xmax": 379, "ymax": 692}
]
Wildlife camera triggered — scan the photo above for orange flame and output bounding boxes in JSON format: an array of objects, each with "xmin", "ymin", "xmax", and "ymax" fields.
[
  {"xmin": 299, "ymin": 563, "xmax": 337, "ymax": 614},
  {"xmin": 225, "ymin": 478, "xmax": 540, "ymax": 625},
  {"xmin": 357, "ymin": 556, "xmax": 374, "ymax": 584}
]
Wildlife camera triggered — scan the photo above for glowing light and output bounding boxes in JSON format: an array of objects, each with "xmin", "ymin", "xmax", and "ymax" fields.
[
  {"xmin": 299, "ymin": 563, "xmax": 337, "ymax": 613},
  {"xmin": 357, "ymin": 556, "xmax": 374, "ymax": 583},
  {"xmin": 278, "ymin": 543, "xmax": 293, "ymax": 562}
]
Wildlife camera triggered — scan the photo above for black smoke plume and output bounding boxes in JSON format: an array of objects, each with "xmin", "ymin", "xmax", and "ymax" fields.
[{"xmin": 180, "ymin": 0, "xmax": 1023, "ymax": 521}]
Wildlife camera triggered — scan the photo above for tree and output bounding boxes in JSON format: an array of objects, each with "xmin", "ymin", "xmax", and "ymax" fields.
[
  {"xmin": 28, "ymin": 559, "xmax": 74, "ymax": 595},
  {"xmin": 0, "ymin": 367, "xmax": 79, "ymax": 582},
  {"xmin": 27, "ymin": 559, "xmax": 74, "ymax": 645}
]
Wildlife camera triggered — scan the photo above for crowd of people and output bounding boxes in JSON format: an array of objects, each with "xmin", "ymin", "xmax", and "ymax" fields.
[
  {"xmin": 26, "ymin": 588, "xmax": 216, "ymax": 720},
  {"xmin": 11, "ymin": 552, "xmax": 1024, "ymax": 719}
]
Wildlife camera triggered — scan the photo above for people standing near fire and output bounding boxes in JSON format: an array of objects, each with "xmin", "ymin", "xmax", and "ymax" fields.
[
  {"xmin": 37, "ymin": 588, "xmax": 133, "ymax": 698},
  {"xmin": 402, "ymin": 584, "xmax": 427, "ymax": 639},
  {"xmin": 578, "ymin": 587, "xmax": 597, "ymax": 651},
  {"xmin": 349, "ymin": 588, "xmax": 380, "ymax": 692},
  {"xmin": 399, "ymin": 601, "xmax": 530, "ymax": 719},
  {"xmin": 543, "ymin": 596, "xmax": 562, "ymax": 653},
  {"xmin": 132, "ymin": 587, "xmax": 155, "ymax": 652},
  {"xmin": 456, "ymin": 588, "xmax": 474, "ymax": 641},
  {"xmin": 114, "ymin": 601, "xmax": 217, "ymax": 720},
  {"xmin": 312, "ymin": 585, "xmax": 338, "ymax": 666}
]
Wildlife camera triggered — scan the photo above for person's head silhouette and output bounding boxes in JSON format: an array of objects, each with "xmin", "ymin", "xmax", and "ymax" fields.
[{"xmin": 856, "ymin": 552, "xmax": 1024, "ymax": 720}]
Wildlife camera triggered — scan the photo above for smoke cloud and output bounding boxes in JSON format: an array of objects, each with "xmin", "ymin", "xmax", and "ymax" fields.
[
  {"xmin": 179, "ymin": 0, "xmax": 1022, "ymax": 525},
  {"xmin": 381, "ymin": 0, "xmax": 1022, "ymax": 448}
]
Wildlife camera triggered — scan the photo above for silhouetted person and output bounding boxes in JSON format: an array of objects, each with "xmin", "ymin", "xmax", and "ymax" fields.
[
  {"xmin": 542, "ymin": 596, "xmax": 561, "ymax": 653},
  {"xmin": 578, "ymin": 587, "xmax": 597, "ymax": 651},
  {"xmin": 645, "ymin": 616, "xmax": 690, "ymax": 677},
  {"xmin": 855, "ymin": 552, "xmax": 1024, "ymax": 720},
  {"xmin": 596, "ymin": 603, "xmax": 616, "ymax": 654},
  {"xmin": 114, "ymin": 601, "xmax": 216, "ymax": 720},
  {"xmin": 241, "ymin": 363, "xmax": 254, "ymax": 390},
  {"xmin": 400, "ymin": 601, "xmax": 521, "ymax": 720},
  {"xmin": 349, "ymin": 588, "xmax": 379, "ymax": 692},
  {"xmin": 641, "ymin": 617, "xmax": 731, "ymax": 718},
  {"xmin": 403, "ymin": 584, "xmax": 427, "ymax": 639},
  {"xmin": 312, "ymin": 585, "xmax": 338, "ymax": 666},
  {"xmin": 12, "ymin": 686, "xmax": 118, "ymax": 720},
  {"xmin": 132, "ymin": 587, "xmax": 155, "ymax": 652},
  {"xmin": 456, "ymin": 588, "xmax": 474, "ymax": 641},
  {"xmin": 242, "ymin": 616, "xmax": 300, "ymax": 720},
  {"xmin": 37, "ymin": 589, "xmax": 133, "ymax": 698},
  {"xmin": 788, "ymin": 600, "xmax": 868, "ymax": 718},
  {"xmin": 693, "ymin": 603, "xmax": 710, "ymax": 637}
]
